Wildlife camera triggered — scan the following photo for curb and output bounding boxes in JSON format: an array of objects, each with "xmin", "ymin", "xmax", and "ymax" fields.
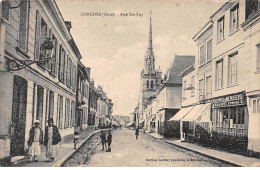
[
  {"xmin": 164, "ymin": 141, "xmax": 241, "ymax": 167},
  {"xmin": 143, "ymin": 132, "xmax": 241, "ymax": 167},
  {"xmin": 52, "ymin": 129, "xmax": 109, "ymax": 167}
]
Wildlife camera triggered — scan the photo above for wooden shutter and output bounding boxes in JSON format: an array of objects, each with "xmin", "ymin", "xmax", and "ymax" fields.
[
  {"xmin": 18, "ymin": 0, "xmax": 29, "ymax": 51},
  {"xmin": 34, "ymin": 10, "xmax": 41, "ymax": 60},
  {"xmin": 1, "ymin": 0, "xmax": 10, "ymax": 21}
]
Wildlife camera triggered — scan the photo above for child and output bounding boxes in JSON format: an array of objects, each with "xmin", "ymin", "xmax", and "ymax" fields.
[
  {"xmin": 74, "ymin": 131, "xmax": 79, "ymax": 149},
  {"xmin": 106, "ymin": 130, "xmax": 112, "ymax": 152}
]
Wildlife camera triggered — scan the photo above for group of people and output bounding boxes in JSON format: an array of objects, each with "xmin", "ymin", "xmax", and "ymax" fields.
[
  {"xmin": 27, "ymin": 118, "xmax": 61, "ymax": 162},
  {"xmin": 100, "ymin": 130, "xmax": 112, "ymax": 152}
]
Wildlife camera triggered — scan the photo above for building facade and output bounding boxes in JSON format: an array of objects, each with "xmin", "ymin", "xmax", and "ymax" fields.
[
  {"xmin": 171, "ymin": 0, "xmax": 260, "ymax": 157},
  {"xmin": 89, "ymin": 80, "xmax": 98, "ymax": 129},
  {"xmin": 0, "ymin": 0, "xmax": 81, "ymax": 163},
  {"xmin": 155, "ymin": 55, "xmax": 195, "ymax": 137},
  {"xmin": 76, "ymin": 62, "xmax": 90, "ymax": 130}
]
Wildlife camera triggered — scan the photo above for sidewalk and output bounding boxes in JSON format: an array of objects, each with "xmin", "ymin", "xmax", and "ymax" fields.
[
  {"xmin": 11, "ymin": 129, "xmax": 105, "ymax": 167},
  {"xmin": 144, "ymin": 132, "xmax": 260, "ymax": 167}
]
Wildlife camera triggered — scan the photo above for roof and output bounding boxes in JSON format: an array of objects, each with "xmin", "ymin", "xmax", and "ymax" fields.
[
  {"xmin": 179, "ymin": 64, "xmax": 195, "ymax": 77},
  {"xmin": 163, "ymin": 55, "xmax": 195, "ymax": 85}
]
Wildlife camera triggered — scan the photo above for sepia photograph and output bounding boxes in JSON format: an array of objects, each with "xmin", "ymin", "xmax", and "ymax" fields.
[{"xmin": 0, "ymin": 0, "xmax": 260, "ymax": 167}]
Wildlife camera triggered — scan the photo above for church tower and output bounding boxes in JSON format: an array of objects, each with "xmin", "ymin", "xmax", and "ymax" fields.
[{"xmin": 139, "ymin": 12, "xmax": 162, "ymax": 121}]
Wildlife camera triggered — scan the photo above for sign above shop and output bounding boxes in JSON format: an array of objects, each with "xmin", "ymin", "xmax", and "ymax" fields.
[{"xmin": 206, "ymin": 92, "xmax": 246, "ymax": 108}]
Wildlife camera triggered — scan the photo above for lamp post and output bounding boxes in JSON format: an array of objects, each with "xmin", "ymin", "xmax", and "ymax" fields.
[{"xmin": 7, "ymin": 38, "xmax": 54, "ymax": 71}]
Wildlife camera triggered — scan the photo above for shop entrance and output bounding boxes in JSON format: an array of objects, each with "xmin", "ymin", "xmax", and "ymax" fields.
[{"xmin": 10, "ymin": 76, "xmax": 27, "ymax": 156}]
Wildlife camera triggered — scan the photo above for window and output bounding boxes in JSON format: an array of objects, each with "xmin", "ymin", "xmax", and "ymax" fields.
[
  {"xmin": 207, "ymin": 40, "xmax": 212, "ymax": 61},
  {"xmin": 199, "ymin": 79, "xmax": 204, "ymax": 100},
  {"xmin": 206, "ymin": 76, "xmax": 212, "ymax": 99},
  {"xmin": 58, "ymin": 46, "xmax": 66, "ymax": 82},
  {"xmin": 48, "ymin": 91, "xmax": 54, "ymax": 119},
  {"xmin": 257, "ymin": 44, "xmax": 260, "ymax": 72},
  {"xmin": 216, "ymin": 60, "xmax": 223, "ymax": 89},
  {"xmin": 252, "ymin": 99, "xmax": 260, "ymax": 114},
  {"xmin": 217, "ymin": 17, "xmax": 225, "ymax": 42},
  {"xmin": 183, "ymin": 80, "xmax": 186, "ymax": 100},
  {"xmin": 230, "ymin": 4, "xmax": 239, "ymax": 34},
  {"xmin": 58, "ymin": 95, "xmax": 63, "ymax": 129},
  {"xmin": 200, "ymin": 45, "xmax": 205, "ymax": 65},
  {"xmin": 65, "ymin": 99, "xmax": 70, "ymax": 128},
  {"xmin": 49, "ymin": 34, "xmax": 57, "ymax": 75},
  {"xmin": 67, "ymin": 57, "xmax": 72, "ymax": 87},
  {"xmin": 35, "ymin": 10, "xmax": 51, "ymax": 69},
  {"xmin": 191, "ymin": 76, "xmax": 195, "ymax": 97},
  {"xmin": 18, "ymin": 0, "xmax": 29, "ymax": 51},
  {"xmin": 246, "ymin": 0, "xmax": 260, "ymax": 20},
  {"xmin": 70, "ymin": 101, "xmax": 75, "ymax": 127},
  {"xmin": 146, "ymin": 80, "xmax": 149, "ymax": 89},
  {"xmin": 150, "ymin": 80, "xmax": 154, "ymax": 90},
  {"xmin": 228, "ymin": 53, "xmax": 238, "ymax": 86}
]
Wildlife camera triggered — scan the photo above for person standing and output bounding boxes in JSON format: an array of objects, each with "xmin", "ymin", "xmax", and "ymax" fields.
[
  {"xmin": 73, "ymin": 131, "xmax": 79, "ymax": 149},
  {"xmin": 27, "ymin": 120, "xmax": 43, "ymax": 162},
  {"xmin": 100, "ymin": 130, "xmax": 107, "ymax": 150},
  {"xmin": 106, "ymin": 130, "xmax": 112, "ymax": 152},
  {"xmin": 44, "ymin": 118, "xmax": 61, "ymax": 162},
  {"xmin": 135, "ymin": 126, "xmax": 139, "ymax": 140}
]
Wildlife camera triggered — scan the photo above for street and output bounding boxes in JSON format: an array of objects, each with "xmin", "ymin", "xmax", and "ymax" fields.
[{"xmin": 82, "ymin": 129, "xmax": 231, "ymax": 167}]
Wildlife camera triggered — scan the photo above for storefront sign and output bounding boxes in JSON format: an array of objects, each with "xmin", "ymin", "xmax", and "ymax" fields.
[{"xmin": 207, "ymin": 92, "xmax": 246, "ymax": 108}]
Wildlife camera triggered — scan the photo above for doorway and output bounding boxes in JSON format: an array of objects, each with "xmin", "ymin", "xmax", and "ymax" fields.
[{"xmin": 10, "ymin": 76, "xmax": 27, "ymax": 156}]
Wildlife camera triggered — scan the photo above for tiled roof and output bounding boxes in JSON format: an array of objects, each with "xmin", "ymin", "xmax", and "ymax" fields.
[{"xmin": 164, "ymin": 55, "xmax": 195, "ymax": 84}]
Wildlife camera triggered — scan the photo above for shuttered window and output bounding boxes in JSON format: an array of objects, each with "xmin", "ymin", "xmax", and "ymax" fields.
[
  {"xmin": 65, "ymin": 99, "xmax": 70, "ymax": 128},
  {"xmin": 58, "ymin": 95, "xmax": 63, "ymax": 129},
  {"xmin": 34, "ymin": 10, "xmax": 41, "ymax": 61},
  {"xmin": 1, "ymin": 0, "xmax": 10, "ymax": 21},
  {"xmin": 67, "ymin": 58, "xmax": 72, "ymax": 87},
  {"xmin": 58, "ymin": 46, "xmax": 65, "ymax": 82},
  {"xmin": 18, "ymin": 0, "xmax": 29, "ymax": 51},
  {"xmin": 70, "ymin": 101, "xmax": 76, "ymax": 127},
  {"xmin": 50, "ymin": 34, "xmax": 57, "ymax": 75}
]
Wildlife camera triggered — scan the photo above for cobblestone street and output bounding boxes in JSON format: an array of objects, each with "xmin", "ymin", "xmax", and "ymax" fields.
[{"xmin": 64, "ymin": 129, "xmax": 232, "ymax": 167}]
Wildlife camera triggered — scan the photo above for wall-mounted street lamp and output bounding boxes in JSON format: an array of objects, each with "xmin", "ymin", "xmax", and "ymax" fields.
[{"xmin": 8, "ymin": 38, "xmax": 54, "ymax": 71}]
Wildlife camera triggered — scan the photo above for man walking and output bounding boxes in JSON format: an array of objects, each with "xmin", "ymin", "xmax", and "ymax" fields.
[
  {"xmin": 100, "ymin": 130, "xmax": 107, "ymax": 151},
  {"xmin": 135, "ymin": 126, "xmax": 139, "ymax": 140},
  {"xmin": 27, "ymin": 120, "xmax": 43, "ymax": 162},
  {"xmin": 44, "ymin": 118, "xmax": 61, "ymax": 162},
  {"xmin": 106, "ymin": 130, "xmax": 112, "ymax": 152}
]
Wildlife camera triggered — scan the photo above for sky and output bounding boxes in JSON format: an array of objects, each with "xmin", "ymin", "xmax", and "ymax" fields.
[{"xmin": 55, "ymin": 0, "xmax": 226, "ymax": 116}]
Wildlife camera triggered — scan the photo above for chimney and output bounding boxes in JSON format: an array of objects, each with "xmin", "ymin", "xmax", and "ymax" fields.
[{"xmin": 65, "ymin": 21, "xmax": 72, "ymax": 32}]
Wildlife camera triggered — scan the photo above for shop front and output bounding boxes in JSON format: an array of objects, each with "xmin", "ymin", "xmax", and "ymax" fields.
[{"xmin": 208, "ymin": 92, "xmax": 249, "ymax": 154}]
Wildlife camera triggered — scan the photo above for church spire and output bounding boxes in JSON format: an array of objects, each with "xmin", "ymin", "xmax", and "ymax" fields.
[
  {"xmin": 144, "ymin": 11, "xmax": 155, "ymax": 75},
  {"xmin": 149, "ymin": 11, "xmax": 153, "ymax": 50}
]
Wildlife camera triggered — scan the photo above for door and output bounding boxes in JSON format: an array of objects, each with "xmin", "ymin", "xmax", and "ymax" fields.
[{"xmin": 10, "ymin": 76, "xmax": 27, "ymax": 156}]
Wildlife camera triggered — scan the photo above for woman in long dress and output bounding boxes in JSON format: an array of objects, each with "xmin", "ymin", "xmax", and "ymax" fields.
[
  {"xmin": 44, "ymin": 118, "xmax": 61, "ymax": 162},
  {"xmin": 27, "ymin": 120, "xmax": 43, "ymax": 162}
]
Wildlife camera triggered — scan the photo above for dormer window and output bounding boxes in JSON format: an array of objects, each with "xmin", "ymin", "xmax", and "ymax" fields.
[{"xmin": 246, "ymin": 0, "xmax": 260, "ymax": 20}]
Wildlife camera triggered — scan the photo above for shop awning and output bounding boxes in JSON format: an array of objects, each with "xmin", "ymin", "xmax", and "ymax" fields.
[
  {"xmin": 195, "ymin": 103, "xmax": 211, "ymax": 122},
  {"xmin": 182, "ymin": 103, "xmax": 211, "ymax": 122},
  {"xmin": 168, "ymin": 106, "xmax": 195, "ymax": 121}
]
